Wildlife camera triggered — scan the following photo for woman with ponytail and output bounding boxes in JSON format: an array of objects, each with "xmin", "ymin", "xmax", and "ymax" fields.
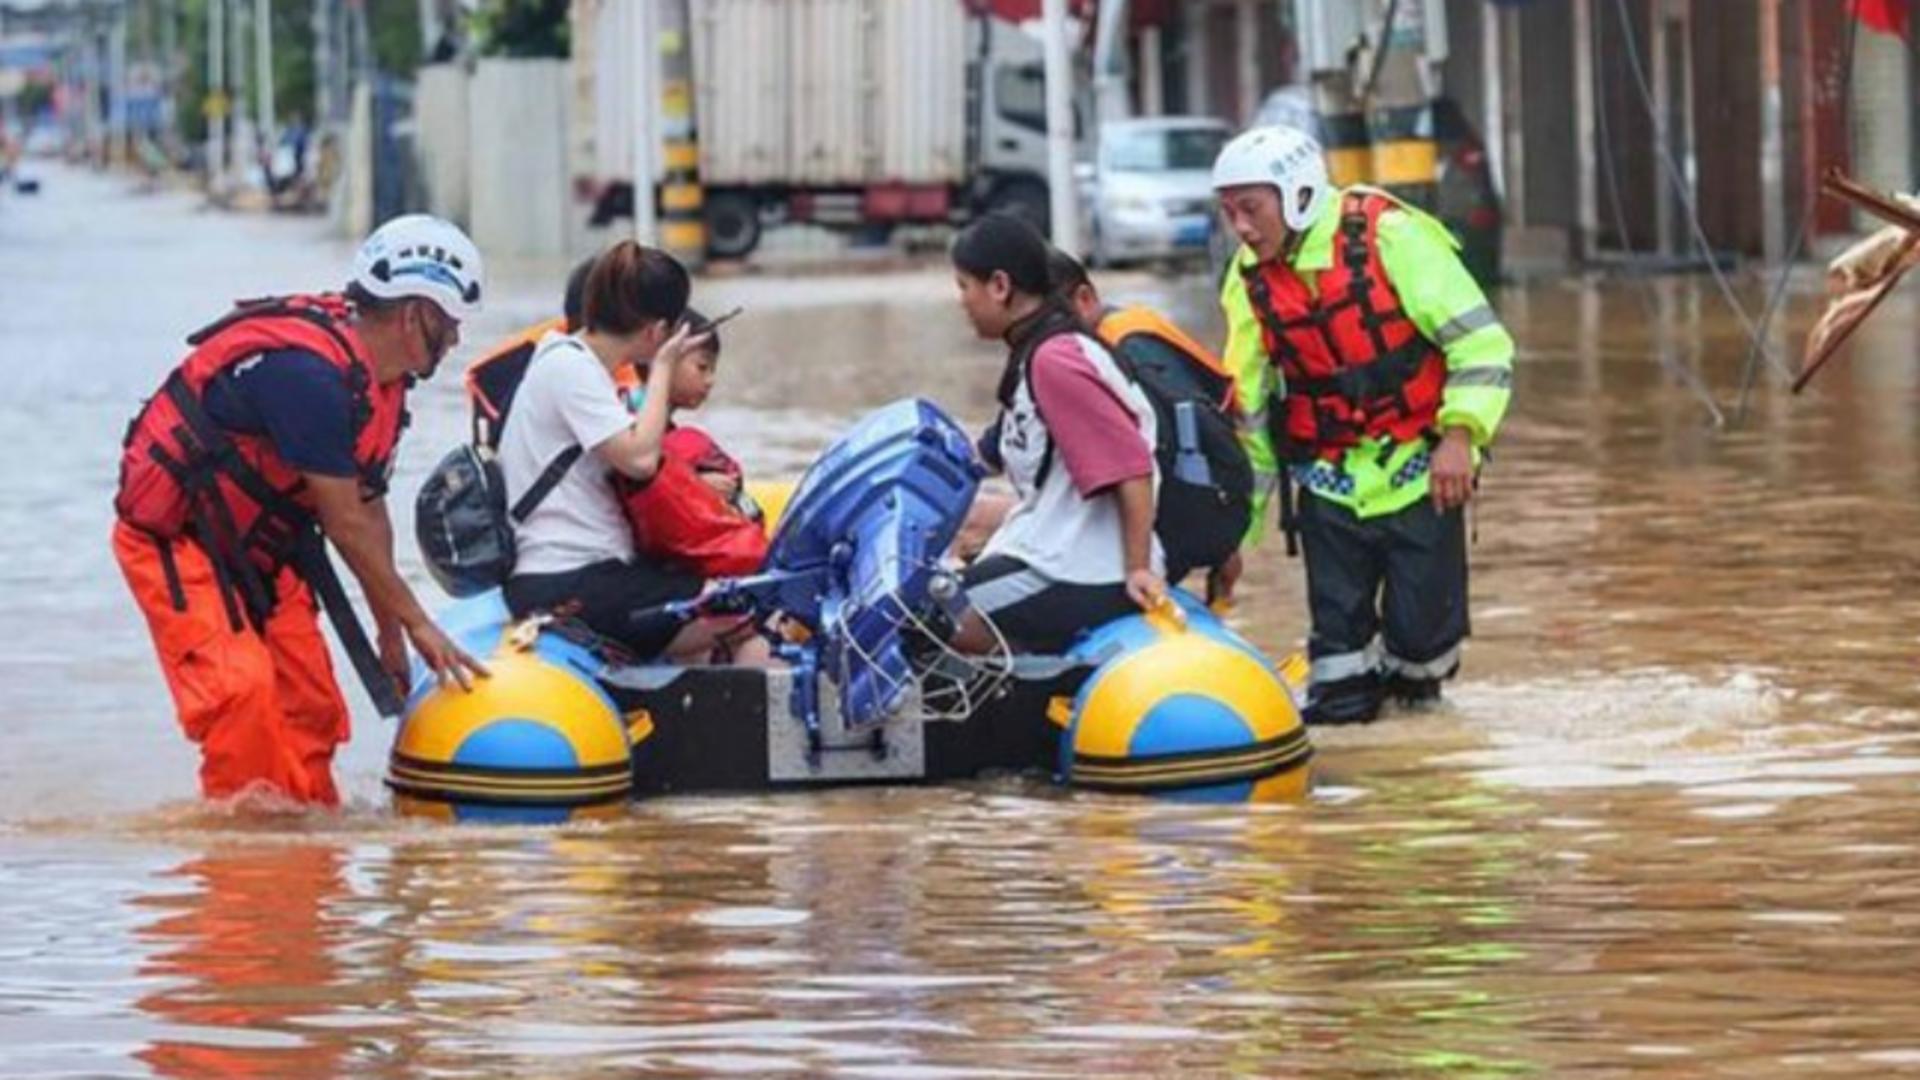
[
  {"xmin": 496, "ymin": 240, "xmax": 767, "ymax": 663},
  {"xmin": 946, "ymin": 214, "xmax": 1165, "ymax": 655}
]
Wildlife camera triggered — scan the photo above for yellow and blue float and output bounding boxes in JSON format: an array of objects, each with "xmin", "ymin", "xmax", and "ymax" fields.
[
  {"xmin": 388, "ymin": 593, "xmax": 640, "ymax": 824},
  {"xmin": 1054, "ymin": 594, "xmax": 1311, "ymax": 803}
]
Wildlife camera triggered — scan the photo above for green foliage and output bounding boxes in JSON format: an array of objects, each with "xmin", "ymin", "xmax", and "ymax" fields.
[
  {"xmin": 155, "ymin": 0, "xmax": 428, "ymax": 146},
  {"xmin": 368, "ymin": 0, "xmax": 424, "ymax": 73},
  {"xmin": 472, "ymin": 0, "xmax": 569, "ymax": 58}
]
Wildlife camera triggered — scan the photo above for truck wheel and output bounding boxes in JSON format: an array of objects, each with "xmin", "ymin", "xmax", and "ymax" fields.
[
  {"xmin": 985, "ymin": 180, "xmax": 1050, "ymax": 237},
  {"xmin": 704, "ymin": 192, "xmax": 761, "ymax": 259}
]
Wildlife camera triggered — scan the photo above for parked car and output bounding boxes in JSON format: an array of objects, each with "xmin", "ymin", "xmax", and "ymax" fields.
[
  {"xmin": 1077, "ymin": 116, "xmax": 1231, "ymax": 268},
  {"xmin": 1247, "ymin": 87, "xmax": 1503, "ymax": 288}
]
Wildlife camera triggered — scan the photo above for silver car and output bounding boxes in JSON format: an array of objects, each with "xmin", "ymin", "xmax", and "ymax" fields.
[{"xmin": 1079, "ymin": 117, "xmax": 1231, "ymax": 268}]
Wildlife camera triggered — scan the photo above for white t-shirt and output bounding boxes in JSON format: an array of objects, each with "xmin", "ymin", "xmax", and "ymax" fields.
[{"xmin": 498, "ymin": 332, "xmax": 635, "ymax": 576}]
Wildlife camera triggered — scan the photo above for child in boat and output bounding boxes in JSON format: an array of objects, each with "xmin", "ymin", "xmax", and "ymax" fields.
[{"xmin": 614, "ymin": 307, "xmax": 769, "ymax": 579}]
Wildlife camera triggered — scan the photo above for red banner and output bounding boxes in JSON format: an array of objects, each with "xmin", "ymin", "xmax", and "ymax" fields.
[{"xmin": 1851, "ymin": 0, "xmax": 1911, "ymax": 38}]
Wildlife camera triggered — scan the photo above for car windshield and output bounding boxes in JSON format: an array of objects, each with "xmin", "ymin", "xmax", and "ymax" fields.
[{"xmin": 1104, "ymin": 126, "xmax": 1228, "ymax": 172}]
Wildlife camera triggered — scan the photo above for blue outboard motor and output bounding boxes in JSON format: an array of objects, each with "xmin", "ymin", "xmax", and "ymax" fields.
[
  {"xmin": 676, "ymin": 398, "xmax": 987, "ymax": 736},
  {"xmin": 764, "ymin": 399, "xmax": 984, "ymax": 727}
]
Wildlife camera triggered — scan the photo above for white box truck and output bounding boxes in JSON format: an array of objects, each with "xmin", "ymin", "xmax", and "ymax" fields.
[{"xmin": 588, "ymin": 0, "xmax": 1067, "ymax": 258}]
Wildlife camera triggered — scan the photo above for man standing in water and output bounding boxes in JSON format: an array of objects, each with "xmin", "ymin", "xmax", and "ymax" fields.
[
  {"xmin": 1213, "ymin": 125, "xmax": 1514, "ymax": 725},
  {"xmin": 111, "ymin": 215, "xmax": 490, "ymax": 806}
]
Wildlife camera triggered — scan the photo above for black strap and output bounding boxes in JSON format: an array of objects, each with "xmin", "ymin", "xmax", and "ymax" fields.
[
  {"xmin": 162, "ymin": 373, "xmax": 317, "ymax": 539},
  {"xmin": 1019, "ymin": 362, "xmax": 1061, "ymax": 493},
  {"xmin": 188, "ymin": 298, "xmax": 361, "ymax": 364},
  {"xmin": 151, "ymin": 435, "xmax": 271, "ymax": 632},
  {"xmin": 1286, "ymin": 338, "xmax": 1432, "ymax": 403},
  {"xmin": 509, "ymin": 444, "xmax": 584, "ymax": 523},
  {"xmin": 998, "ymin": 304, "xmax": 1083, "ymax": 496},
  {"xmin": 1277, "ymin": 469, "xmax": 1300, "ymax": 558},
  {"xmin": 150, "ymin": 532, "xmax": 189, "ymax": 612},
  {"xmin": 292, "ymin": 529, "xmax": 407, "ymax": 718}
]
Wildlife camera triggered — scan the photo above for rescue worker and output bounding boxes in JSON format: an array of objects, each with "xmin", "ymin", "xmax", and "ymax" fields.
[
  {"xmin": 111, "ymin": 214, "xmax": 491, "ymax": 806},
  {"xmin": 1213, "ymin": 125, "xmax": 1514, "ymax": 724}
]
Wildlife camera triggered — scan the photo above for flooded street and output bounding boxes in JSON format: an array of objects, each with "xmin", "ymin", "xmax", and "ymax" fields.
[{"xmin": 8, "ymin": 164, "xmax": 1920, "ymax": 1076}]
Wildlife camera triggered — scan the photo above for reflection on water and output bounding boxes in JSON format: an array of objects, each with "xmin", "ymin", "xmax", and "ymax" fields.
[{"xmin": 5, "ymin": 165, "xmax": 1920, "ymax": 1075}]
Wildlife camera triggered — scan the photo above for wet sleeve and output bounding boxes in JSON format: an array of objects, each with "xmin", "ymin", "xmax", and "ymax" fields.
[
  {"xmin": 1376, "ymin": 208, "xmax": 1515, "ymax": 447},
  {"xmin": 1029, "ymin": 337, "xmax": 1154, "ymax": 497},
  {"xmin": 1219, "ymin": 247, "xmax": 1281, "ymax": 545},
  {"xmin": 224, "ymin": 348, "xmax": 357, "ymax": 477}
]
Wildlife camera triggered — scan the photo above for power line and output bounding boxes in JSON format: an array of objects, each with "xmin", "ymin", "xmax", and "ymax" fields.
[
  {"xmin": 1733, "ymin": 7, "xmax": 1861, "ymax": 424},
  {"xmin": 1604, "ymin": 0, "xmax": 1777, "ymax": 367},
  {"xmin": 1591, "ymin": 0, "xmax": 1726, "ymax": 425}
]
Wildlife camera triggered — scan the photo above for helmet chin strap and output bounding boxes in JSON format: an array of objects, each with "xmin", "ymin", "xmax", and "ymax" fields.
[{"xmin": 1279, "ymin": 225, "xmax": 1306, "ymax": 263}]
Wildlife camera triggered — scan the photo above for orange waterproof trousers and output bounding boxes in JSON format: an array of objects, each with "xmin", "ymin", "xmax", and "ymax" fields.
[{"xmin": 112, "ymin": 521, "xmax": 350, "ymax": 805}]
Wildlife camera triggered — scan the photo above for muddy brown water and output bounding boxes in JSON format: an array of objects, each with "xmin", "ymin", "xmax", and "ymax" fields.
[{"xmin": 4, "ymin": 165, "xmax": 1920, "ymax": 1076}]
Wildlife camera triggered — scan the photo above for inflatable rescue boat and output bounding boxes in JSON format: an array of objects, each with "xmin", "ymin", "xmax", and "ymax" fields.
[{"xmin": 389, "ymin": 399, "xmax": 1312, "ymax": 822}]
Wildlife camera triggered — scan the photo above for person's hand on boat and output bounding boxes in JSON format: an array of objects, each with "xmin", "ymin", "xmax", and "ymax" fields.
[
  {"xmin": 407, "ymin": 616, "xmax": 489, "ymax": 691},
  {"xmin": 1126, "ymin": 567, "xmax": 1167, "ymax": 612}
]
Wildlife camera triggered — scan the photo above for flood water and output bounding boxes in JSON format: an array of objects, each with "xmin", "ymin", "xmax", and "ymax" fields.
[{"xmin": 5, "ymin": 165, "xmax": 1920, "ymax": 1076}]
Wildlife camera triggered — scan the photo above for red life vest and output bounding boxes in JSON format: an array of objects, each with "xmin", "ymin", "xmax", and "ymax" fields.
[
  {"xmin": 616, "ymin": 427, "xmax": 768, "ymax": 579},
  {"xmin": 114, "ymin": 295, "xmax": 409, "ymax": 580},
  {"xmin": 1241, "ymin": 190, "xmax": 1448, "ymax": 463}
]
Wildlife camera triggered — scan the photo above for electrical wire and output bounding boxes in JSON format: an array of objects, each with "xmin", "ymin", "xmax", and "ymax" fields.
[
  {"xmin": 1732, "ymin": 8, "xmax": 1861, "ymax": 424},
  {"xmin": 1604, "ymin": 0, "xmax": 1777, "ymax": 365},
  {"xmin": 1591, "ymin": 3, "xmax": 1727, "ymax": 425},
  {"xmin": 1360, "ymin": 0, "xmax": 1402, "ymax": 102}
]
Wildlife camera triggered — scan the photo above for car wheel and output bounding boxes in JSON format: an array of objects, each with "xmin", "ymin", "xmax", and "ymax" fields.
[
  {"xmin": 985, "ymin": 180, "xmax": 1050, "ymax": 237},
  {"xmin": 704, "ymin": 191, "xmax": 761, "ymax": 260}
]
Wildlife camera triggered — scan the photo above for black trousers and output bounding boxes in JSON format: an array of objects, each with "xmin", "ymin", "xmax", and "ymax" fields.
[
  {"xmin": 505, "ymin": 558, "xmax": 703, "ymax": 660},
  {"xmin": 1298, "ymin": 492, "xmax": 1468, "ymax": 722}
]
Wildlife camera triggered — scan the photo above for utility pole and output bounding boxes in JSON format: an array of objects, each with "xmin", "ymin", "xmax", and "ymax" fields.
[
  {"xmin": 208, "ymin": 0, "xmax": 225, "ymax": 192},
  {"xmin": 230, "ymin": 0, "xmax": 249, "ymax": 174},
  {"xmin": 255, "ymin": 0, "xmax": 274, "ymax": 148},
  {"xmin": 629, "ymin": 0, "xmax": 657, "ymax": 245},
  {"xmin": 159, "ymin": 0, "xmax": 178, "ymax": 142},
  {"xmin": 1042, "ymin": 0, "xmax": 1079, "ymax": 253},
  {"xmin": 109, "ymin": 7, "xmax": 127, "ymax": 163},
  {"xmin": 654, "ymin": 0, "xmax": 705, "ymax": 265},
  {"xmin": 418, "ymin": 0, "xmax": 440, "ymax": 61},
  {"xmin": 312, "ymin": 0, "xmax": 330, "ymax": 124}
]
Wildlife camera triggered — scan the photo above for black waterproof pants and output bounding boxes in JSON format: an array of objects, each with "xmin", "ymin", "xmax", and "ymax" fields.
[{"xmin": 1298, "ymin": 492, "xmax": 1469, "ymax": 724}]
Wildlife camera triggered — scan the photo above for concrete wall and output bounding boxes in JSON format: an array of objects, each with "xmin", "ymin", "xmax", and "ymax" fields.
[
  {"xmin": 335, "ymin": 82, "xmax": 375, "ymax": 241},
  {"xmin": 469, "ymin": 58, "xmax": 571, "ymax": 258},
  {"xmin": 1692, "ymin": 6, "xmax": 1763, "ymax": 255},
  {"xmin": 1851, "ymin": 24, "xmax": 1916, "ymax": 223},
  {"xmin": 414, "ymin": 63, "xmax": 470, "ymax": 226},
  {"xmin": 1517, "ymin": 1, "xmax": 1576, "ymax": 233}
]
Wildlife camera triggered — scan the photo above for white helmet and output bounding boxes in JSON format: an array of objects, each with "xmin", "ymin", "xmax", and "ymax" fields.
[
  {"xmin": 351, "ymin": 214, "xmax": 485, "ymax": 321},
  {"xmin": 1211, "ymin": 124, "xmax": 1330, "ymax": 234}
]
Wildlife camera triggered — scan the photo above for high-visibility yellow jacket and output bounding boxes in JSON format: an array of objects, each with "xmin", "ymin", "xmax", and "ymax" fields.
[{"xmin": 1220, "ymin": 185, "xmax": 1514, "ymax": 534}]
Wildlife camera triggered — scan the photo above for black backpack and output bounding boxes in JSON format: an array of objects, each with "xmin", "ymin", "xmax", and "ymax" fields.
[
  {"xmin": 1025, "ymin": 309, "xmax": 1253, "ymax": 583},
  {"xmin": 1115, "ymin": 339, "xmax": 1253, "ymax": 581},
  {"xmin": 415, "ymin": 330, "xmax": 581, "ymax": 597}
]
